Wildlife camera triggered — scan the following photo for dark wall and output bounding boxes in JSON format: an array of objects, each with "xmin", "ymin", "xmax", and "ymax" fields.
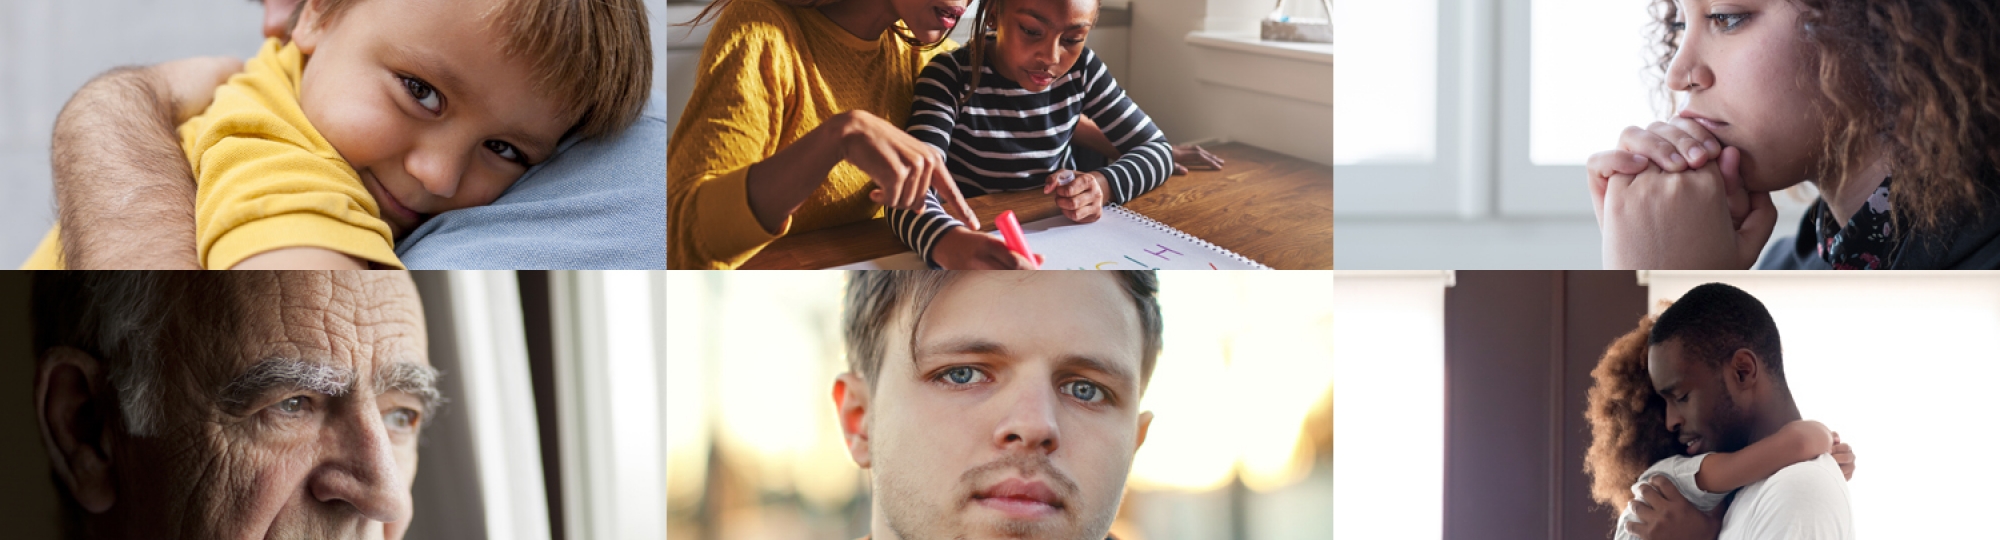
[
  {"xmin": 0, "ymin": 272, "xmax": 62, "ymax": 539},
  {"xmin": 1443, "ymin": 271, "xmax": 1646, "ymax": 540}
]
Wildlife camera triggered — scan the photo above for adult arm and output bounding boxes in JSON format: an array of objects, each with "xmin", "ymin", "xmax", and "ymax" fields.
[{"xmin": 50, "ymin": 57, "xmax": 241, "ymax": 269}]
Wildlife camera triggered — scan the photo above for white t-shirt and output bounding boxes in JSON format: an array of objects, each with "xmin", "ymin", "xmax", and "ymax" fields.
[
  {"xmin": 1616, "ymin": 454, "xmax": 1731, "ymax": 540},
  {"xmin": 1717, "ymin": 455, "xmax": 1854, "ymax": 540}
]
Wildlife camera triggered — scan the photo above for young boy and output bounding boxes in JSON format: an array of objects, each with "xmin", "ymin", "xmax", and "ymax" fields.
[
  {"xmin": 22, "ymin": 0, "xmax": 652, "ymax": 269},
  {"xmin": 891, "ymin": 0, "xmax": 1174, "ymax": 269}
]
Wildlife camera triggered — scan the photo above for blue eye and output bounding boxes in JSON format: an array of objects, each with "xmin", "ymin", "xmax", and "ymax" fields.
[
  {"xmin": 1062, "ymin": 380, "xmax": 1104, "ymax": 403},
  {"xmin": 942, "ymin": 366, "xmax": 983, "ymax": 385}
]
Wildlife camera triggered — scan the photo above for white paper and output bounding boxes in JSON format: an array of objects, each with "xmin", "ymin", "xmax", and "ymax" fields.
[{"xmin": 830, "ymin": 206, "xmax": 1269, "ymax": 270}]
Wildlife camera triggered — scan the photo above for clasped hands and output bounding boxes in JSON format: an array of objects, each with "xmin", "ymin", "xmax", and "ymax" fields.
[{"xmin": 1588, "ymin": 118, "xmax": 1779, "ymax": 269}]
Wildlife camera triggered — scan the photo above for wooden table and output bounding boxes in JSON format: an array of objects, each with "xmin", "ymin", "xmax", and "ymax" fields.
[{"xmin": 740, "ymin": 143, "xmax": 1332, "ymax": 269}]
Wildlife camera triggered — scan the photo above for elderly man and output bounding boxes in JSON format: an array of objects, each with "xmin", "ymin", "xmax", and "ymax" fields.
[
  {"xmin": 836, "ymin": 271, "xmax": 1161, "ymax": 540},
  {"xmin": 31, "ymin": 272, "xmax": 440, "ymax": 539}
]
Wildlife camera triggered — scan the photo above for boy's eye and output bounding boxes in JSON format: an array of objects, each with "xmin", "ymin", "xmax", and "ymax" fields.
[
  {"xmin": 484, "ymin": 140, "xmax": 527, "ymax": 165},
  {"xmin": 400, "ymin": 75, "xmax": 442, "ymax": 113}
]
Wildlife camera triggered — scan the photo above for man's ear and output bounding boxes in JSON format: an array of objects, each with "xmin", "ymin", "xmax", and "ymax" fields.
[
  {"xmin": 833, "ymin": 372, "xmax": 873, "ymax": 469},
  {"xmin": 1133, "ymin": 410, "xmax": 1153, "ymax": 453},
  {"xmin": 1726, "ymin": 348, "xmax": 1761, "ymax": 393},
  {"xmin": 36, "ymin": 346, "xmax": 118, "ymax": 514}
]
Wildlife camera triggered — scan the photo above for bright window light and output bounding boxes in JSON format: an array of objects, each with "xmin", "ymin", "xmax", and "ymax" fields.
[
  {"xmin": 1530, "ymin": 0, "xmax": 1660, "ymax": 165},
  {"xmin": 1333, "ymin": 273, "xmax": 1448, "ymax": 540},
  {"xmin": 1333, "ymin": 0, "xmax": 1436, "ymax": 165},
  {"xmin": 1645, "ymin": 272, "xmax": 2000, "ymax": 539}
]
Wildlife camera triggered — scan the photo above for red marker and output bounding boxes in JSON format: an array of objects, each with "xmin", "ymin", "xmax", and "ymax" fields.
[{"xmin": 996, "ymin": 210, "xmax": 1040, "ymax": 269}]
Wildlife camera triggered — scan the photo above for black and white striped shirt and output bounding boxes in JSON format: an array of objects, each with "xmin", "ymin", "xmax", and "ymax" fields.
[{"xmin": 891, "ymin": 38, "xmax": 1174, "ymax": 265}]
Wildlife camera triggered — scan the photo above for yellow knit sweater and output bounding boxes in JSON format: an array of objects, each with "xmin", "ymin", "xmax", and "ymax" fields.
[{"xmin": 667, "ymin": 0, "xmax": 954, "ymax": 269}]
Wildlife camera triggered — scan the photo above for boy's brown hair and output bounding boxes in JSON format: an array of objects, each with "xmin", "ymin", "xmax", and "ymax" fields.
[{"xmin": 296, "ymin": 0, "xmax": 653, "ymax": 139}]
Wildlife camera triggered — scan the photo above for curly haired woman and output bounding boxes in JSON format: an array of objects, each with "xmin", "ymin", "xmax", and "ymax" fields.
[
  {"xmin": 1583, "ymin": 313, "xmax": 1858, "ymax": 538},
  {"xmin": 1587, "ymin": 0, "xmax": 2000, "ymax": 269}
]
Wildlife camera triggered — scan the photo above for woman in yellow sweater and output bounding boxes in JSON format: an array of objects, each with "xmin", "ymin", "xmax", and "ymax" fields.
[{"xmin": 668, "ymin": 0, "xmax": 1032, "ymax": 269}]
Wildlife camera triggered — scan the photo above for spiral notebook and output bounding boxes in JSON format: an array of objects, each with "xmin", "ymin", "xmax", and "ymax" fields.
[{"xmin": 831, "ymin": 205, "xmax": 1270, "ymax": 270}]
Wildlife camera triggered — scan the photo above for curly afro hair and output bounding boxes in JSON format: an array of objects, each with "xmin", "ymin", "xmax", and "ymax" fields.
[{"xmin": 1583, "ymin": 313, "xmax": 1685, "ymax": 513}]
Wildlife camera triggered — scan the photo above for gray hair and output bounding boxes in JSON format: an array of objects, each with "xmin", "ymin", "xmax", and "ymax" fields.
[{"xmin": 32, "ymin": 272, "xmax": 246, "ymax": 437}]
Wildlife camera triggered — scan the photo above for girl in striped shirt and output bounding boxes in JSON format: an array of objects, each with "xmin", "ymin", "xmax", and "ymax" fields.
[{"xmin": 893, "ymin": 0, "xmax": 1175, "ymax": 268}]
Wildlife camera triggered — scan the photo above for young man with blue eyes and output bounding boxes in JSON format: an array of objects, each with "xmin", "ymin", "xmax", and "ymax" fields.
[{"xmin": 837, "ymin": 271, "xmax": 1162, "ymax": 540}]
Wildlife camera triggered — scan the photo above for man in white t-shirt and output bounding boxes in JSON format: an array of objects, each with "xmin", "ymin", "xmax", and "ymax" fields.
[{"xmin": 1625, "ymin": 283, "xmax": 1854, "ymax": 540}]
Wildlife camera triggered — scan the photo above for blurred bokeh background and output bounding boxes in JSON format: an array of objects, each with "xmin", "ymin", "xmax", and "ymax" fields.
[{"xmin": 665, "ymin": 272, "xmax": 1333, "ymax": 540}]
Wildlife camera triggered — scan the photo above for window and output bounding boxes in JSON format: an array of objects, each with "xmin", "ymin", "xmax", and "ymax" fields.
[{"xmin": 1332, "ymin": 271, "xmax": 1450, "ymax": 540}]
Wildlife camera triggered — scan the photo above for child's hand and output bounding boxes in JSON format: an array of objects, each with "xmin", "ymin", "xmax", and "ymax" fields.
[
  {"xmin": 1831, "ymin": 431, "xmax": 1855, "ymax": 480},
  {"xmin": 933, "ymin": 227, "xmax": 1042, "ymax": 269},
  {"xmin": 147, "ymin": 56, "xmax": 244, "ymax": 124},
  {"xmin": 1171, "ymin": 144, "xmax": 1224, "ymax": 176},
  {"xmin": 1782, "ymin": 420, "xmax": 1835, "ymax": 456},
  {"xmin": 1044, "ymin": 170, "xmax": 1105, "ymax": 223}
]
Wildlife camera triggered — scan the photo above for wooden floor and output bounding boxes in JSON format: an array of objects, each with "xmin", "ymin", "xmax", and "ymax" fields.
[{"xmin": 743, "ymin": 142, "xmax": 1333, "ymax": 269}]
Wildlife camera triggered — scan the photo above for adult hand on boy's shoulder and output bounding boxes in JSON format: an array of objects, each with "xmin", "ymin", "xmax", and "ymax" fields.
[
  {"xmin": 149, "ymin": 56, "xmax": 244, "ymax": 124},
  {"xmin": 1045, "ymin": 170, "xmax": 1105, "ymax": 223},
  {"xmin": 934, "ymin": 226, "xmax": 1041, "ymax": 269}
]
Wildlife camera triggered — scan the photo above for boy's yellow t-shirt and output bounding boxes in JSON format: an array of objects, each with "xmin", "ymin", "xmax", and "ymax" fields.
[{"xmin": 22, "ymin": 38, "xmax": 402, "ymax": 269}]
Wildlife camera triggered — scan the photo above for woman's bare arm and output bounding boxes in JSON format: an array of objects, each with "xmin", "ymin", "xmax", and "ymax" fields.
[
  {"xmin": 50, "ymin": 58, "xmax": 240, "ymax": 269},
  {"xmin": 1693, "ymin": 419, "xmax": 1833, "ymax": 493}
]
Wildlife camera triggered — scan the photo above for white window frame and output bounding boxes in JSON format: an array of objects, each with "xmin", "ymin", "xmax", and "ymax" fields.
[
  {"xmin": 550, "ymin": 271, "xmax": 667, "ymax": 540},
  {"xmin": 1336, "ymin": 0, "xmax": 1600, "ymax": 219}
]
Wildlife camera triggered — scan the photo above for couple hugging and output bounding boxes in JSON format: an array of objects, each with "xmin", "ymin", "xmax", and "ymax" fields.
[{"xmin": 1584, "ymin": 283, "xmax": 1855, "ymax": 540}]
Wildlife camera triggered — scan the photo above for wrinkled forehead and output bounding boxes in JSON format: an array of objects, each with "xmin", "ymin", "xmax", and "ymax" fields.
[{"xmin": 228, "ymin": 272, "xmax": 429, "ymax": 371}]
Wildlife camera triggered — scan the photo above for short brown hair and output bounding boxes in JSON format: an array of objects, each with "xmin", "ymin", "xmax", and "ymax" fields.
[
  {"xmin": 843, "ymin": 272, "xmax": 1164, "ymax": 392},
  {"xmin": 298, "ymin": 0, "xmax": 654, "ymax": 139}
]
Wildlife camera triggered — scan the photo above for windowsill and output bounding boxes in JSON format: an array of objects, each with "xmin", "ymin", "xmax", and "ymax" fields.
[{"xmin": 1184, "ymin": 31, "xmax": 1331, "ymax": 65}]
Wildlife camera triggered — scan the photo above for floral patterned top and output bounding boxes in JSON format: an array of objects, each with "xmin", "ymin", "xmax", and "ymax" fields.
[{"xmin": 1813, "ymin": 176, "xmax": 1899, "ymax": 270}]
